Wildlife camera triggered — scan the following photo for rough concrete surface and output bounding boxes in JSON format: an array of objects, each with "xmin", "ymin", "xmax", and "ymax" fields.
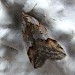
[{"xmin": 0, "ymin": 0, "xmax": 75, "ymax": 75}]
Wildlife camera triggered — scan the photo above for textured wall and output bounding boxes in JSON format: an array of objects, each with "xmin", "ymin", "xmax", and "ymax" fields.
[{"xmin": 0, "ymin": 0, "xmax": 75, "ymax": 75}]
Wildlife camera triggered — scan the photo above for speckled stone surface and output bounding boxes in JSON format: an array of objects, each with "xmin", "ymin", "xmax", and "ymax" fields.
[{"xmin": 0, "ymin": 0, "xmax": 75, "ymax": 75}]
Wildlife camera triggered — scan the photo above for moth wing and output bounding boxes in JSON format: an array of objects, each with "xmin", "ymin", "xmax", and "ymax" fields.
[
  {"xmin": 27, "ymin": 47, "xmax": 46, "ymax": 68},
  {"xmin": 45, "ymin": 38, "xmax": 66, "ymax": 60}
]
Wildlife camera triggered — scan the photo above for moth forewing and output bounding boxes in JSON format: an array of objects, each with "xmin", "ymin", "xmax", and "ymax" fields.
[
  {"xmin": 34, "ymin": 55, "xmax": 46, "ymax": 68},
  {"xmin": 28, "ymin": 46, "xmax": 46, "ymax": 68},
  {"xmin": 27, "ymin": 38, "xmax": 66, "ymax": 68},
  {"xmin": 27, "ymin": 47, "xmax": 35, "ymax": 66},
  {"xmin": 45, "ymin": 38, "xmax": 66, "ymax": 60}
]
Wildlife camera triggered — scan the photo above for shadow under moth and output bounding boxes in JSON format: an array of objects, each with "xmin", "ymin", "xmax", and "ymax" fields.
[{"xmin": 22, "ymin": 11, "xmax": 66, "ymax": 68}]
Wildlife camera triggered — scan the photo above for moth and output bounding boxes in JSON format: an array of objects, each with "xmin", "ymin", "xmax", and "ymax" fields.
[{"xmin": 22, "ymin": 11, "xmax": 66, "ymax": 68}]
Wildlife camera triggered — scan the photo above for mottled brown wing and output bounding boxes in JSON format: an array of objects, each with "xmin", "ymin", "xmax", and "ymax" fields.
[
  {"xmin": 36, "ymin": 38, "xmax": 66, "ymax": 60},
  {"xmin": 45, "ymin": 38, "xmax": 66, "ymax": 60},
  {"xmin": 22, "ymin": 11, "xmax": 47, "ymax": 42},
  {"xmin": 28, "ymin": 47, "xmax": 46, "ymax": 68},
  {"xmin": 27, "ymin": 38, "xmax": 66, "ymax": 68}
]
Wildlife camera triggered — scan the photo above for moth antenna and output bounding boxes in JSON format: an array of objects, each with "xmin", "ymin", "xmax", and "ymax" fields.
[{"xmin": 29, "ymin": 3, "xmax": 37, "ymax": 13}]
